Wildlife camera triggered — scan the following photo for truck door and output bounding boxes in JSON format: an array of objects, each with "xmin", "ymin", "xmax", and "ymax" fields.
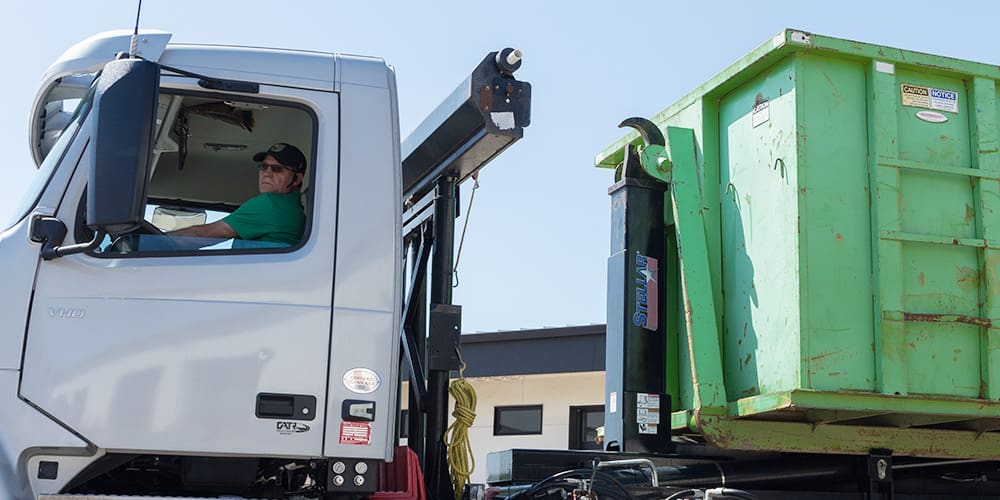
[{"xmin": 19, "ymin": 81, "xmax": 341, "ymax": 458}]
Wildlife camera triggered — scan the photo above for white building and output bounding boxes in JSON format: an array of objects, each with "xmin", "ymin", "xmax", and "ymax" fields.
[{"xmin": 401, "ymin": 325, "xmax": 606, "ymax": 484}]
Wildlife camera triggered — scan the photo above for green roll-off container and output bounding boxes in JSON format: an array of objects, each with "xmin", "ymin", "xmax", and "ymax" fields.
[{"xmin": 598, "ymin": 30, "xmax": 1000, "ymax": 458}]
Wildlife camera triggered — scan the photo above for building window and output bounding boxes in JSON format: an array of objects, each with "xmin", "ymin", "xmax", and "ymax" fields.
[
  {"xmin": 399, "ymin": 409, "xmax": 409, "ymax": 439},
  {"xmin": 494, "ymin": 405, "xmax": 543, "ymax": 436},
  {"xmin": 569, "ymin": 405, "xmax": 604, "ymax": 450}
]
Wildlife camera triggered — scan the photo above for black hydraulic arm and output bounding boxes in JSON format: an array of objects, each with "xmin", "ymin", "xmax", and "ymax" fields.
[
  {"xmin": 399, "ymin": 47, "xmax": 531, "ymax": 500},
  {"xmin": 401, "ymin": 47, "xmax": 531, "ymax": 203}
]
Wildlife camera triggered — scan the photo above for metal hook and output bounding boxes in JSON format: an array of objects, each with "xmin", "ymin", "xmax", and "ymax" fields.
[
  {"xmin": 773, "ymin": 158, "xmax": 786, "ymax": 179},
  {"xmin": 725, "ymin": 182, "xmax": 739, "ymax": 204},
  {"xmin": 454, "ymin": 346, "xmax": 467, "ymax": 377}
]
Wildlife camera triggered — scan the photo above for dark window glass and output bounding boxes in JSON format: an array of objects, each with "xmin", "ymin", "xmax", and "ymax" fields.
[
  {"xmin": 569, "ymin": 405, "xmax": 604, "ymax": 450},
  {"xmin": 399, "ymin": 410, "xmax": 409, "ymax": 439},
  {"xmin": 494, "ymin": 405, "xmax": 543, "ymax": 436}
]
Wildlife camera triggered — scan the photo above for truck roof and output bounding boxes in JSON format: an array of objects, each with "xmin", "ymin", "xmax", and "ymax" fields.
[{"xmin": 29, "ymin": 29, "xmax": 391, "ymax": 167}]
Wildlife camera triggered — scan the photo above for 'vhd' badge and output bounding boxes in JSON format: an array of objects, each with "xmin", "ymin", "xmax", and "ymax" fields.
[{"xmin": 276, "ymin": 421, "xmax": 310, "ymax": 435}]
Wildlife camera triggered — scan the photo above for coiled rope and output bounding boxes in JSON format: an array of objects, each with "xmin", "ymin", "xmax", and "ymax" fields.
[{"xmin": 446, "ymin": 360, "xmax": 477, "ymax": 500}]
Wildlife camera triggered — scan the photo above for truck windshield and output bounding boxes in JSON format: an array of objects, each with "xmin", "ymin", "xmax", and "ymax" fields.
[{"xmin": 3, "ymin": 82, "xmax": 95, "ymax": 231}]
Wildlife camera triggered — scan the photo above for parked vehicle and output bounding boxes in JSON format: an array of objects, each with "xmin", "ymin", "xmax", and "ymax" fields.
[{"xmin": 1, "ymin": 29, "xmax": 529, "ymax": 499}]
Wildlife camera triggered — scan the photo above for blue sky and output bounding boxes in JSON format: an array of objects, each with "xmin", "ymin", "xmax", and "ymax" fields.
[{"xmin": 3, "ymin": 0, "xmax": 997, "ymax": 333}]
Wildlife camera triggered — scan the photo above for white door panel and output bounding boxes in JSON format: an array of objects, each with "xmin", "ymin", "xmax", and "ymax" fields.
[
  {"xmin": 22, "ymin": 294, "xmax": 330, "ymax": 455},
  {"xmin": 21, "ymin": 90, "xmax": 340, "ymax": 458}
]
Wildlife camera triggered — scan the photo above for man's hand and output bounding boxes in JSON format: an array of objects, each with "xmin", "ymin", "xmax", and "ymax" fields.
[{"xmin": 169, "ymin": 220, "xmax": 239, "ymax": 239}]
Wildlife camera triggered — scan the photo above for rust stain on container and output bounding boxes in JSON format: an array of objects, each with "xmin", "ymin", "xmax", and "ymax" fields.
[
  {"xmin": 810, "ymin": 351, "xmax": 839, "ymax": 361},
  {"xmin": 835, "ymin": 233, "xmax": 843, "ymax": 241},
  {"xmin": 903, "ymin": 312, "xmax": 992, "ymax": 328},
  {"xmin": 987, "ymin": 253, "xmax": 1000, "ymax": 295},
  {"xmin": 965, "ymin": 204, "xmax": 975, "ymax": 223},
  {"xmin": 957, "ymin": 267, "xmax": 980, "ymax": 291},
  {"xmin": 918, "ymin": 272, "xmax": 926, "ymax": 286}
]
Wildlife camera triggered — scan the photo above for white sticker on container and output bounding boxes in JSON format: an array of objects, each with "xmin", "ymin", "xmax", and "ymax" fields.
[
  {"xmin": 875, "ymin": 61, "xmax": 895, "ymax": 74},
  {"xmin": 343, "ymin": 368, "xmax": 381, "ymax": 394},
  {"xmin": 789, "ymin": 31, "xmax": 811, "ymax": 45},
  {"xmin": 916, "ymin": 110, "xmax": 948, "ymax": 123},
  {"xmin": 901, "ymin": 83, "xmax": 959, "ymax": 113},
  {"xmin": 609, "ymin": 392, "xmax": 618, "ymax": 414},
  {"xmin": 752, "ymin": 100, "xmax": 770, "ymax": 128},
  {"xmin": 491, "ymin": 111, "xmax": 516, "ymax": 130}
]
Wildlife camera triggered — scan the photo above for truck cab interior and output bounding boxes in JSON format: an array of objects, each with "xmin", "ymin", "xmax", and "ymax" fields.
[
  {"xmin": 88, "ymin": 90, "xmax": 315, "ymax": 254},
  {"xmin": 32, "ymin": 77, "xmax": 317, "ymax": 255}
]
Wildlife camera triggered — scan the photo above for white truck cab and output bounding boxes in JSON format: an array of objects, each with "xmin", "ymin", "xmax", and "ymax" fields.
[
  {"xmin": 2, "ymin": 29, "xmax": 404, "ymax": 499},
  {"xmin": 0, "ymin": 28, "xmax": 530, "ymax": 499}
]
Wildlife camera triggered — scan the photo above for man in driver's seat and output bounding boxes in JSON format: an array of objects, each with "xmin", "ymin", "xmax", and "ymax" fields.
[{"xmin": 170, "ymin": 143, "xmax": 306, "ymax": 245}]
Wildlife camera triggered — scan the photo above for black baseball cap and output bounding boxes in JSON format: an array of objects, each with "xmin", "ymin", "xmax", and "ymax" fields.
[{"xmin": 253, "ymin": 143, "xmax": 307, "ymax": 173}]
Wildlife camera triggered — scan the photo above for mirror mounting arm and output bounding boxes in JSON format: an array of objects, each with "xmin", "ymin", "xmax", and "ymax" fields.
[{"xmin": 31, "ymin": 216, "xmax": 105, "ymax": 260}]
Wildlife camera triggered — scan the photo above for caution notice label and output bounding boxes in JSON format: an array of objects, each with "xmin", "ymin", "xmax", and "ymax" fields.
[
  {"xmin": 901, "ymin": 83, "xmax": 958, "ymax": 113},
  {"xmin": 636, "ymin": 393, "xmax": 660, "ymax": 435}
]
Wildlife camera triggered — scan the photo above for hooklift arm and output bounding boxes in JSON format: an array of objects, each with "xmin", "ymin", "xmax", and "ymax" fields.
[
  {"xmin": 402, "ymin": 47, "xmax": 531, "ymax": 202},
  {"xmin": 615, "ymin": 119, "xmax": 727, "ymax": 434},
  {"xmin": 399, "ymin": 48, "xmax": 531, "ymax": 500}
]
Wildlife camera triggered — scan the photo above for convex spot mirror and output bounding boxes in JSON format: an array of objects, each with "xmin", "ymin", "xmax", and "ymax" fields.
[{"xmin": 88, "ymin": 58, "xmax": 160, "ymax": 234}]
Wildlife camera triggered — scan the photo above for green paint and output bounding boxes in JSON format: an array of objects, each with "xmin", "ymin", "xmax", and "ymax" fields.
[{"xmin": 608, "ymin": 29, "xmax": 1000, "ymax": 458}]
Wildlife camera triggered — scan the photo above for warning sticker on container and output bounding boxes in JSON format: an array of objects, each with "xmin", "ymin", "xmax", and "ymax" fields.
[
  {"xmin": 901, "ymin": 84, "xmax": 958, "ymax": 113},
  {"xmin": 751, "ymin": 99, "xmax": 770, "ymax": 128},
  {"xmin": 636, "ymin": 393, "xmax": 660, "ymax": 435},
  {"xmin": 339, "ymin": 422, "xmax": 372, "ymax": 445}
]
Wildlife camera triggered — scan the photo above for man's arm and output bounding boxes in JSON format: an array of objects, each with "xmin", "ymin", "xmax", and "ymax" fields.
[{"xmin": 169, "ymin": 220, "xmax": 238, "ymax": 239}]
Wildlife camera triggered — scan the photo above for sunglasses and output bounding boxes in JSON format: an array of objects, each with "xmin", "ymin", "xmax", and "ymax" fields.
[{"xmin": 258, "ymin": 163, "xmax": 293, "ymax": 174}]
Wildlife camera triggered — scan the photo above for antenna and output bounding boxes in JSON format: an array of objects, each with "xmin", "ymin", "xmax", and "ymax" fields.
[{"xmin": 129, "ymin": 0, "xmax": 143, "ymax": 57}]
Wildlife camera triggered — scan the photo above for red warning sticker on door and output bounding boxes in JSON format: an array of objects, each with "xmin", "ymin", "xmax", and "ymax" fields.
[{"xmin": 340, "ymin": 422, "xmax": 372, "ymax": 445}]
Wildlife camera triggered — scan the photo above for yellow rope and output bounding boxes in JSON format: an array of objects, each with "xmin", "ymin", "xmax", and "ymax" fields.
[{"xmin": 446, "ymin": 365, "xmax": 477, "ymax": 500}]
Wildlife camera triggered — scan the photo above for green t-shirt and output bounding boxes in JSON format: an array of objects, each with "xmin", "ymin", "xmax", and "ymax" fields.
[{"xmin": 223, "ymin": 192, "xmax": 305, "ymax": 245}]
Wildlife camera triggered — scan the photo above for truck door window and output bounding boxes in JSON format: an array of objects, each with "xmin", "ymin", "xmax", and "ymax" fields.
[
  {"xmin": 5, "ymin": 82, "xmax": 95, "ymax": 231},
  {"xmin": 86, "ymin": 92, "xmax": 316, "ymax": 256}
]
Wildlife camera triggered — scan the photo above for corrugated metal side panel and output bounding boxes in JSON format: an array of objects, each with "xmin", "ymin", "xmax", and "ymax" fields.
[
  {"xmin": 797, "ymin": 53, "xmax": 875, "ymax": 393},
  {"xmin": 867, "ymin": 60, "xmax": 999, "ymax": 399},
  {"xmin": 718, "ymin": 55, "xmax": 802, "ymax": 400}
]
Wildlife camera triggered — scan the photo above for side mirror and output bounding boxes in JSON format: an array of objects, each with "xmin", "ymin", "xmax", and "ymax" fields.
[{"xmin": 88, "ymin": 58, "xmax": 160, "ymax": 234}]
